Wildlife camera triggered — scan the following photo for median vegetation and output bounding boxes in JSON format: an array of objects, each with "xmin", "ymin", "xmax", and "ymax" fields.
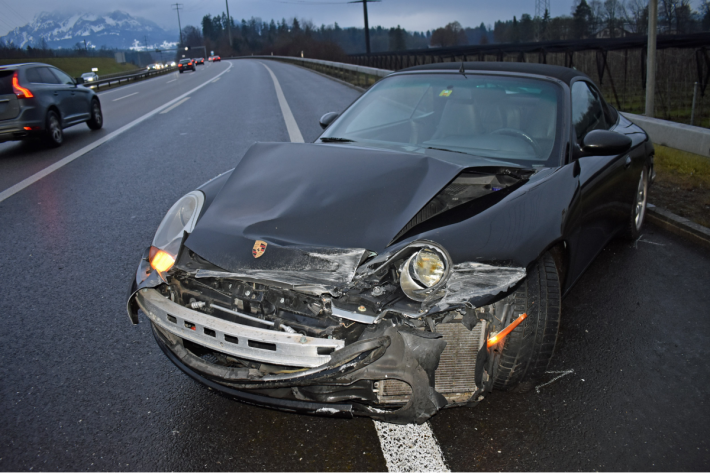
[{"xmin": 0, "ymin": 57, "xmax": 139, "ymax": 78}]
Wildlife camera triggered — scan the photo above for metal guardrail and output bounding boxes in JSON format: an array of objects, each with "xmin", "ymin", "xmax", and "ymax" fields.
[
  {"xmin": 237, "ymin": 54, "xmax": 710, "ymax": 158},
  {"xmin": 76, "ymin": 66, "xmax": 177, "ymax": 91}
]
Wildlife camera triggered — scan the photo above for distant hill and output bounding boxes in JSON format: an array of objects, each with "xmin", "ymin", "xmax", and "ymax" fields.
[{"xmin": 0, "ymin": 11, "xmax": 178, "ymax": 50}]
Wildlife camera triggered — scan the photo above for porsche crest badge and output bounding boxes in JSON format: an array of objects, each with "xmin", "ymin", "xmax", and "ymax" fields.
[{"xmin": 252, "ymin": 240, "xmax": 267, "ymax": 258}]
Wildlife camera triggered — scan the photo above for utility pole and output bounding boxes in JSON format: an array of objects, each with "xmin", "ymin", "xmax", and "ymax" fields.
[
  {"xmin": 225, "ymin": 0, "xmax": 233, "ymax": 48},
  {"xmin": 645, "ymin": 0, "xmax": 658, "ymax": 117},
  {"xmin": 172, "ymin": 3, "xmax": 184, "ymax": 45},
  {"xmin": 363, "ymin": 0, "xmax": 370, "ymax": 54},
  {"xmin": 144, "ymin": 35, "xmax": 148, "ymax": 50},
  {"xmin": 349, "ymin": 0, "xmax": 377, "ymax": 54}
]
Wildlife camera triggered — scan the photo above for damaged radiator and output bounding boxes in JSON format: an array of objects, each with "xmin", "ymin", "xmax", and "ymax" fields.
[{"xmin": 377, "ymin": 321, "xmax": 485, "ymax": 404}]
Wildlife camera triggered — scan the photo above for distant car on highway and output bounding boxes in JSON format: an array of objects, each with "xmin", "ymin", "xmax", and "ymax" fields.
[
  {"xmin": 178, "ymin": 59, "xmax": 195, "ymax": 73},
  {"xmin": 126, "ymin": 62, "xmax": 654, "ymax": 424},
  {"xmin": 213, "ymin": 56, "xmax": 221, "ymax": 62},
  {"xmin": 0, "ymin": 62, "xmax": 103, "ymax": 147},
  {"xmin": 168, "ymin": 61, "xmax": 177, "ymax": 67},
  {"xmin": 195, "ymin": 58, "xmax": 205, "ymax": 65},
  {"xmin": 80, "ymin": 72, "xmax": 99, "ymax": 83}
]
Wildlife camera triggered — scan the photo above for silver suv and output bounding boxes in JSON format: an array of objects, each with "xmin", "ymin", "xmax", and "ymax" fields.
[{"xmin": 0, "ymin": 62, "xmax": 103, "ymax": 147}]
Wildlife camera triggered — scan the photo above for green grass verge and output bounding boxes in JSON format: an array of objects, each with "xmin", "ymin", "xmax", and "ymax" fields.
[
  {"xmin": 649, "ymin": 145, "xmax": 710, "ymax": 228},
  {"xmin": 654, "ymin": 145, "xmax": 710, "ymax": 186},
  {"xmin": 0, "ymin": 57, "xmax": 139, "ymax": 78}
]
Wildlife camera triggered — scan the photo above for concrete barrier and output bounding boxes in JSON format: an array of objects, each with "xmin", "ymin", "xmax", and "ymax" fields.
[
  {"xmin": 234, "ymin": 55, "xmax": 393, "ymax": 78},
  {"xmin": 621, "ymin": 112, "xmax": 710, "ymax": 158}
]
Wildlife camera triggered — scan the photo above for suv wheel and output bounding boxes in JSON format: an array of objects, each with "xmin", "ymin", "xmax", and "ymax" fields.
[
  {"xmin": 87, "ymin": 98, "xmax": 103, "ymax": 130},
  {"xmin": 45, "ymin": 110, "xmax": 63, "ymax": 147}
]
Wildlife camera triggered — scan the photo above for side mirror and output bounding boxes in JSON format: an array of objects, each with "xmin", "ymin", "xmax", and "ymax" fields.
[
  {"xmin": 319, "ymin": 112, "xmax": 339, "ymax": 130},
  {"xmin": 75, "ymin": 77, "xmax": 84, "ymax": 85},
  {"xmin": 580, "ymin": 129, "xmax": 632, "ymax": 157}
]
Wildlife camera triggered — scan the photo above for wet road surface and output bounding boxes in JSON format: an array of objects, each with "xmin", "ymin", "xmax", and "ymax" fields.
[{"xmin": 1, "ymin": 59, "xmax": 709, "ymax": 471}]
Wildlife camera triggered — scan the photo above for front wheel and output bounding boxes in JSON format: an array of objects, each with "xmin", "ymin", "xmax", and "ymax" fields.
[
  {"xmin": 621, "ymin": 166, "xmax": 649, "ymax": 240},
  {"xmin": 44, "ymin": 110, "xmax": 63, "ymax": 147},
  {"xmin": 86, "ymin": 98, "xmax": 103, "ymax": 130},
  {"xmin": 491, "ymin": 252, "xmax": 561, "ymax": 393}
]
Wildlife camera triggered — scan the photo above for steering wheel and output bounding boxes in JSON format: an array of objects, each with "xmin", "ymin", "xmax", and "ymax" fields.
[{"xmin": 490, "ymin": 128, "xmax": 542, "ymax": 157}]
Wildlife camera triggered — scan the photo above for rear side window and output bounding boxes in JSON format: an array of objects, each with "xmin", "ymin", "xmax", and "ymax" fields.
[
  {"xmin": 25, "ymin": 68, "xmax": 42, "ymax": 83},
  {"xmin": 0, "ymin": 71, "xmax": 13, "ymax": 95},
  {"xmin": 571, "ymin": 81, "xmax": 608, "ymax": 141},
  {"xmin": 51, "ymin": 68, "xmax": 74, "ymax": 85},
  {"xmin": 38, "ymin": 67, "xmax": 60, "ymax": 84}
]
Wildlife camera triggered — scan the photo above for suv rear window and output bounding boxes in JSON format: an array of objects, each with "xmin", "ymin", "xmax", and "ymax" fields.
[
  {"xmin": 179, "ymin": 59, "xmax": 191, "ymax": 64},
  {"xmin": 0, "ymin": 71, "xmax": 13, "ymax": 95}
]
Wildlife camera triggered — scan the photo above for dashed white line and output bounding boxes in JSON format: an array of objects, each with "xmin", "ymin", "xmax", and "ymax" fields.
[
  {"xmin": 374, "ymin": 421, "xmax": 450, "ymax": 472},
  {"xmin": 112, "ymin": 92, "xmax": 138, "ymax": 101},
  {"xmin": 0, "ymin": 62, "xmax": 233, "ymax": 204},
  {"xmin": 159, "ymin": 97, "xmax": 190, "ymax": 114},
  {"xmin": 259, "ymin": 62, "xmax": 304, "ymax": 143},
  {"xmin": 167, "ymin": 79, "xmax": 177, "ymax": 83},
  {"xmin": 211, "ymin": 77, "xmax": 220, "ymax": 83}
]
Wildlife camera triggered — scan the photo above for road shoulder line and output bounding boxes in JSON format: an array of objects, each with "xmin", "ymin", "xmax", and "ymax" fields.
[
  {"xmin": 647, "ymin": 203, "xmax": 710, "ymax": 250},
  {"xmin": 374, "ymin": 421, "xmax": 450, "ymax": 472},
  {"xmin": 0, "ymin": 62, "xmax": 233, "ymax": 204},
  {"xmin": 259, "ymin": 62, "xmax": 304, "ymax": 143}
]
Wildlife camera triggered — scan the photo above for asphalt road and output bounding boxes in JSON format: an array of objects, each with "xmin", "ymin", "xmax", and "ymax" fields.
[{"xmin": 1, "ymin": 59, "xmax": 709, "ymax": 471}]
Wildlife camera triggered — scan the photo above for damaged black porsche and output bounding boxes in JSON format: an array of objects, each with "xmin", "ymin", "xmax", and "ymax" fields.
[{"xmin": 126, "ymin": 62, "xmax": 654, "ymax": 424}]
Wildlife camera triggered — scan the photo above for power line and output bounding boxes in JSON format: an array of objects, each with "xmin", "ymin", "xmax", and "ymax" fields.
[
  {"xmin": 535, "ymin": 0, "xmax": 550, "ymax": 19},
  {"xmin": 0, "ymin": 0, "xmax": 31, "ymax": 27}
]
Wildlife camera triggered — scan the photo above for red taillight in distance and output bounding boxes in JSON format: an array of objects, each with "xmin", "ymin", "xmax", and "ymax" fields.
[{"xmin": 12, "ymin": 71, "xmax": 33, "ymax": 99}]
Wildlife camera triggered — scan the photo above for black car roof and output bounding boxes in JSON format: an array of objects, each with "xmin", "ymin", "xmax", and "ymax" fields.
[
  {"xmin": 0, "ymin": 62, "xmax": 52, "ymax": 70},
  {"xmin": 400, "ymin": 62, "xmax": 590, "ymax": 85}
]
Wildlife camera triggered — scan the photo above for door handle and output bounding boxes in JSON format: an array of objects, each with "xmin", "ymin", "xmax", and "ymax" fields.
[
  {"xmin": 53, "ymin": 92, "xmax": 59, "ymax": 96},
  {"xmin": 624, "ymin": 156, "xmax": 632, "ymax": 169}
]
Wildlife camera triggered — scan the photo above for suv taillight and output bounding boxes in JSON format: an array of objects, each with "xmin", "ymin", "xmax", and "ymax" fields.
[{"xmin": 13, "ymin": 71, "xmax": 33, "ymax": 99}]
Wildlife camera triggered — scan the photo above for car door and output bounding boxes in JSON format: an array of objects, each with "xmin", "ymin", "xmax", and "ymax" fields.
[
  {"xmin": 0, "ymin": 70, "xmax": 20, "ymax": 123},
  {"xmin": 568, "ymin": 80, "xmax": 634, "ymax": 277},
  {"xmin": 50, "ymin": 67, "xmax": 91, "ymax": 124}
]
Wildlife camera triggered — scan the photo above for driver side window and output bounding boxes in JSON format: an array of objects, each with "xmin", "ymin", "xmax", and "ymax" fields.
[{"xmin": 571, "ymin": 81, "xmax": 607, "ymax": 142}]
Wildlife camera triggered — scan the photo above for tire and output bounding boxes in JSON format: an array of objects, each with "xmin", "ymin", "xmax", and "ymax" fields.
[
  {"xmin": 620, "ymin": 166, "xmax": 649, "ymax": 240},
  {"xmin": 179, "ymin": 70, "xmax": 183, "ymax": 73},
  {"xmin": 86, "ymin": 98, "xmax": 103, "ymax": 130},
  {"xmin": 492, "ymin": 252, "xmax": 561, "ymax": 393},
  {"xmin": 44, "ymin": 110, "xmax": 63, "ymax": 148}
]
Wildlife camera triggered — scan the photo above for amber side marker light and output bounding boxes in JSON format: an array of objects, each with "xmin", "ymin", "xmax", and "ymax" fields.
[
  {"xmin": 149, "ymin": 246, "xmax": 175, "ymax": 272},
  {"xmin": 487, "ymin": 313, "xmax": 528, "ymax": 347}
]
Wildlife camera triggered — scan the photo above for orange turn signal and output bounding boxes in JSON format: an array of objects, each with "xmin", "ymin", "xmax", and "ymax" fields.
[
  {"xmin": 487, "ymin": 313, "xmax": 528, "ymax": 347},
  {"xmin": 149, "ymin": 246, "xmax": 175, "ymax": 272}
]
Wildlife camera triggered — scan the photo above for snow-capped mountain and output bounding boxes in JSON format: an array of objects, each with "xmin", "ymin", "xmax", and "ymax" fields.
[{"xmin": 0, "ymin": 11, "xmax": 178, "ymax": 50}]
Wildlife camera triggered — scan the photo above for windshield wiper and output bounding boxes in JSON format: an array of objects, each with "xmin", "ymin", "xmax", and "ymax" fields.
[{"xmin": 320, "ymin": 137, "xmax": 355, "ymax": 143}]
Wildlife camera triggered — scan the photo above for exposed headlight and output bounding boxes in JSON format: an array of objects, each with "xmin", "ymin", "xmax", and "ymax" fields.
[
  {"xmin": 149, "ymin": 190, "xmax": 204, "ymax": 272},
  {"xmin": 87, "ymin": 77, "xmax": 93, "ymax": 81},
  {"xmin": 399, "ymin": 243, "xmax": 451, "ymax": 302}
]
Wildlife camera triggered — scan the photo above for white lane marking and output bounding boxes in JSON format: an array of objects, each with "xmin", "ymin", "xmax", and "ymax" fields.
[
  {"xmin": 0, "ymin": 62, "xmax": 233, "ymax": 204},
  {"xmin": 159, "ymin": 97, "xmax": 190, "ymax": 114},
  {"xmin": 374, "ymin": 421, "xmax": 450, "ymax": 472},
  {"xmin": 112, "ymin": 92, "xmax": 139, "ymax": 102},
  {"xmin": 167, "ymin": 79, "xmax": 177, "ymax": 83},
  {"xmin": 259, "ymin": 62, "xmax": 304, "ymax": 143},
  {"xmin": 211, "ymin": 77, "xmax": 220, "ymax": 83}
]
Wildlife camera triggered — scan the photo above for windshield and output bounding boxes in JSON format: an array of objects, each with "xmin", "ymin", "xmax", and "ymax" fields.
[{"xmin": 320, "ymin": 73, "xmax": 563, "ymax": 167}]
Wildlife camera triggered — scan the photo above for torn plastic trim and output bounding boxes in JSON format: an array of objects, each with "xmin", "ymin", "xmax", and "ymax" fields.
[{"xmin": 151, "ymin": 324, "xmax": 355, "ymax": 419}]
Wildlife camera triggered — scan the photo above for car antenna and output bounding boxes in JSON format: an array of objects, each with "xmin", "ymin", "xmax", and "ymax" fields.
[{"xmin": 459, "ymin": 61, "xmax": 467, "ymax": 78}]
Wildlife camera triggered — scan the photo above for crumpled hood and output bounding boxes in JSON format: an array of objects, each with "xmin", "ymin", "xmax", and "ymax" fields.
[{"xmin": 185, "ymin": 142, "xmax": 474, "ymax": 273}]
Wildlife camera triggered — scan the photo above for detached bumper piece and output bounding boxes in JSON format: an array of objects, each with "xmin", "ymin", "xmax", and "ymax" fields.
[{"xmin": 135, "ymin": 288, "xmax": 485, "ymax": 424}]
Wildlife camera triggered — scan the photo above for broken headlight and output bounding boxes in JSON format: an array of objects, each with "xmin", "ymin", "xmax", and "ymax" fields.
[
  {"xmin": 399, "ymin": 243, "xmax": 452, "ymax": 302},
  {"xmin": 149, "ymin": 190, "xmax": 204, "ymax": 272}
]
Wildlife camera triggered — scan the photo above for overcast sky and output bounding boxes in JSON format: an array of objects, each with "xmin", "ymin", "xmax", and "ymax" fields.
[{"xmin": 1, "ymin": 0, "xmax": 704, "ymax": 38}]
